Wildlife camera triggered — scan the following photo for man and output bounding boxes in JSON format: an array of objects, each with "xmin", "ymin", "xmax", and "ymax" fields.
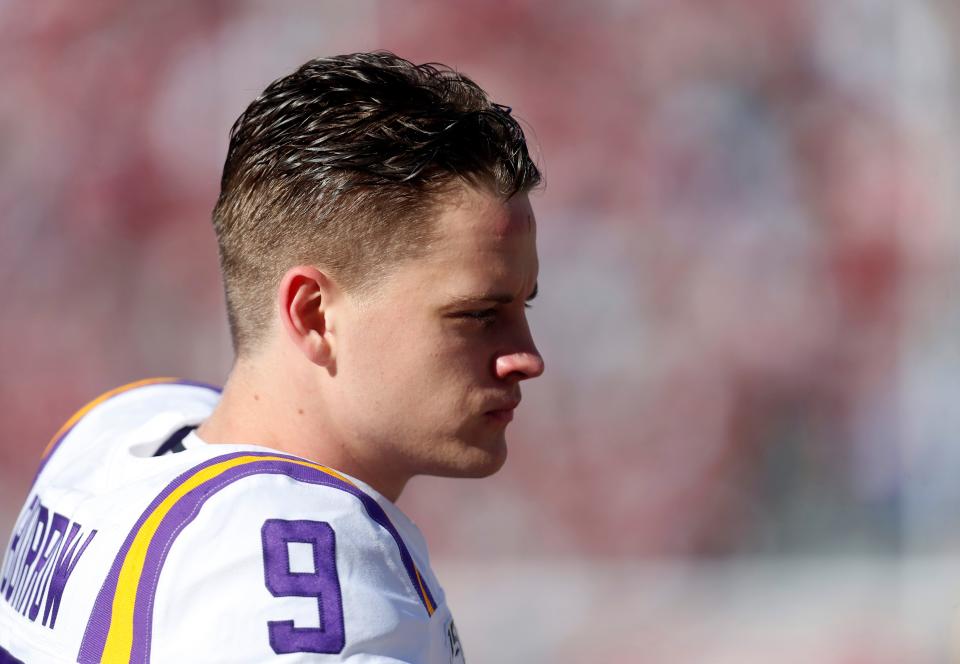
[{"xmin": 0, "ymin": 52, "xmax": 543, "ymax": 662}]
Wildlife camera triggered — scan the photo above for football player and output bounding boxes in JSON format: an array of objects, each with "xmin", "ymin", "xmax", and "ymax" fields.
[{"xmin": 0, "ymin": 52, "xmax": 543, "ymax": 663}]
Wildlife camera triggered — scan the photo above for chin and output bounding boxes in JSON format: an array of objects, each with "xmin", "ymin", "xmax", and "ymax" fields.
[
  {"xmin": 457, "ymin": 447, "xmax": 508, "ymax": 478},
  {"xmin": 426, "ymin": 433, "xmax": 508, "ymax": 478}
]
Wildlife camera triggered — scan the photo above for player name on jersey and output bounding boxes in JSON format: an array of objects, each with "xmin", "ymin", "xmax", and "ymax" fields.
[{"xmin": 0, "ymin": 494, "xmax": 96, "ymax": 629}]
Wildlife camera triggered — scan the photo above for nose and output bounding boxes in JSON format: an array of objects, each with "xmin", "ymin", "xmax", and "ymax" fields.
[{"xmin": 494, "ymin": 351, "xmax": 545, "ymax": 381}]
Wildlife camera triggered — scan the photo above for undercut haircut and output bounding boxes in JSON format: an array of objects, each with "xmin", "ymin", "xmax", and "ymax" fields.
[{"xmin": 212, "ymin": 51, "xmax": 541, "ymax": 356}]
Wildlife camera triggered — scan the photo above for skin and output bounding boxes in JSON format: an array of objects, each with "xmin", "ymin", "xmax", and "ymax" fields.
[{"xmin": 197, "ymin": 183, "xmax": 544, "ymax": 501}]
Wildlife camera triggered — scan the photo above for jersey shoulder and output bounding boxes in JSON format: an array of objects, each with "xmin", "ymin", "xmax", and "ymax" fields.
[
  {"xmin": 35, "ymin": 378, "xmax": 221, "ymax": 484},
  {"xmin": 78, "ymin": 453, "xmax": 444, "ymax": 663}
]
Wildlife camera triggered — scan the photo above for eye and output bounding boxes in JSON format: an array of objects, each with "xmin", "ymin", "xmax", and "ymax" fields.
[{"xmin": 460, "ymin": 309, "xmax": 497, "ymax": 324}]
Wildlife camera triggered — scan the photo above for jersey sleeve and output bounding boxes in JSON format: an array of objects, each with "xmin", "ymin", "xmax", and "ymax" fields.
[{"xmin": 79, "ymin": 458, "xmax": 438, "ymax": 664}]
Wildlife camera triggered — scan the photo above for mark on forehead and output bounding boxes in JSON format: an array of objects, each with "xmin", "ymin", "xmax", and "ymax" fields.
[{"xmin": 491, "ymin": 211, "xmax": 533, "ymax": 239}]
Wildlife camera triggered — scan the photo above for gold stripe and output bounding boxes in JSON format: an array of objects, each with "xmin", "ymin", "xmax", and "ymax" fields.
[
  {"xmin": 41, "ymin": 378, "xmax": 180, "ymax": 459},
  {"xmin": 101, "ymin": 455, "xmax": 354, "ymax": 662},
  {"xmin": 415, "ymin": 568, "xmax": 435, "ymax": 615}
]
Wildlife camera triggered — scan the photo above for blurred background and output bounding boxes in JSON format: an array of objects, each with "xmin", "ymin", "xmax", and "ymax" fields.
[{"xmin": 1, "ymin": 1, "xmax": 959, "ymax": 661}]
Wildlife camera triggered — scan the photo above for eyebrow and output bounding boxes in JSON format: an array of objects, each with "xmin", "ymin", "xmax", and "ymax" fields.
[{"xmin": 447, "ymin": 282, "xmax": 538, "ymax": 306}]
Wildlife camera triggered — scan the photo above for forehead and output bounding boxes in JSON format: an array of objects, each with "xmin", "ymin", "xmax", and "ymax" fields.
[
  {"xmin": 379, "ymin": 185, "xmax": 537, "ymax": 300},
  {"xmin": 427, "ymin": 186, "xmax": 537, "ymax": 275},
  {"xmin": 441, "ymin": 186, "xmax": 535, "ymax": 238}
]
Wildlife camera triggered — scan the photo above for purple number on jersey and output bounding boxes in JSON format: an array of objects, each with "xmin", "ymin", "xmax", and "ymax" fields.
[{"xmin": 261, "ymin": 519, "xmax": 345, "ymax": 654}]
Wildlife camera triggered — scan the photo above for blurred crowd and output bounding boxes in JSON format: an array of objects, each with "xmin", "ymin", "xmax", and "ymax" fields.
[{"xmin": 2, "ymin": 0, "xmax": 958, "ymax": 562}]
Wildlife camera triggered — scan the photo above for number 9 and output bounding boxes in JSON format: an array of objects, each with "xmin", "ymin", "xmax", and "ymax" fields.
[{"xmin": 261, "ymin": 519, "xmax": 346, "ymax": 654}]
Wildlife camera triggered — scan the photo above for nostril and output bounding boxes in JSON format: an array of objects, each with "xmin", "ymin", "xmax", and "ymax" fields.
[{"xmin": 495, "ymin": 352, "xmax": 545, "ymax": 380}]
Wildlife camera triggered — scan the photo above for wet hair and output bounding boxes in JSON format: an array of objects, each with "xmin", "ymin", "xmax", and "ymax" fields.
[{"xmin": 212, "ymin": 51, "xmax": 541, "ymax": 356}]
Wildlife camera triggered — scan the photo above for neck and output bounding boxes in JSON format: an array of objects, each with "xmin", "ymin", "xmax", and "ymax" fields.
[{"xmin": 196, "ymin": 356, "xmax": 410, "ymax": 502}]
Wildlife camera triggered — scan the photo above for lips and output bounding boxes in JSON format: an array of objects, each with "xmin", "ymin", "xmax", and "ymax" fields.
[
  {"xmin": 485, "ymin": 398, "xmax": 520, "ymax": 423},
  {"xmin": 485, "ymin": 408, "xmax": 515, "ymax": 423}
]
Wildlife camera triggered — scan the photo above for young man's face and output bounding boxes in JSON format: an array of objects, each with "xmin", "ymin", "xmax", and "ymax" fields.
[{"xmin": 331, "ymin": 184, "xmax": 543, "ymax": 482}]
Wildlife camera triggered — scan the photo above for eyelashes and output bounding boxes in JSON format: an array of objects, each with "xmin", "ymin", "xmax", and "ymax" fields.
[
  {"xmin": 460, "ymin": 309, "xmax": 497, "ymax": 324},
  {"xmin": 458, "ymin": 303, "xmax": 533, "ymax": 327}
]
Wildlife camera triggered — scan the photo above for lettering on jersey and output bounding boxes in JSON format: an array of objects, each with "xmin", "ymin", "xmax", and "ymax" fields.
[
  {"xmin": 446, "ymin": 617, "xmax": 465, "ymax": 663},
  {"xmin": 0, "ymin": 494, "xmax": 97, "ymax": 629}
]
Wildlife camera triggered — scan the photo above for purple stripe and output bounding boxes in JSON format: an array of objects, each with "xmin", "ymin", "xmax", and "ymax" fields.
[
  {"xmin": 0, "ymin": 645, "xmax": 25, "ymax": 664},
  {"xmin": 77, "ymin": 450, "xmax": 237, "ymax": 664},
  {"xmin": 34, "ymin": 379, "xmax": 222, "ymax": 483},
  {"xmin": 79, "ymin": 453, "xmax": 434, "ymax": 664}
]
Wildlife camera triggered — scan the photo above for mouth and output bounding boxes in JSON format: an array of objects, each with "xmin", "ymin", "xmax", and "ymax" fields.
[{"xmin": 484, "ymin": 399, "xmax": 520, "ymax": 424}]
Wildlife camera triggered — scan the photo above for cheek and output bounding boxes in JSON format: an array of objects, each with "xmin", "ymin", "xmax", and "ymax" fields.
[
  {"xmin": 340, "ymin": 312, "xmax": 460, "ymax": 397},
  {"xmin": 442, "ymin": 333, "xmax": 495, "ymax": 377},
  {"xmin": 342, "ymin": 313, "xmax": 416, "ymax": 380}
]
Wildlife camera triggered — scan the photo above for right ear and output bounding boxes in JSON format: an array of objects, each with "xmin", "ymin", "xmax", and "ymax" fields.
[{"xmin": 276, "ymin": 266, "xmax": 340, "ymax": 368}]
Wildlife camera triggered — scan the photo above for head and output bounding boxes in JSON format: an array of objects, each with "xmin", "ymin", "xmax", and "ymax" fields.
[{"xmin": 212, "ymin": 52, "xmax": 544, "ymax": 485}]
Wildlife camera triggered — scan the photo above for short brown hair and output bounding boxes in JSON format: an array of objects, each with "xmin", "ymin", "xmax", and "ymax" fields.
[{"xmin": 212, "ymin": 51, "xmax": 541, "ymax": 356}]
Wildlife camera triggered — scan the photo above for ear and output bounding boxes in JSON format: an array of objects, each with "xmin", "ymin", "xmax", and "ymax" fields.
[{"xmin": 277, "ymin": 266, "xmax": 339, "ymax": 368}]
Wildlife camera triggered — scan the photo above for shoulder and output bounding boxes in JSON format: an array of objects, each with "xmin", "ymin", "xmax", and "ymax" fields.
[
  {"xmin": 79, "ymin": 453, "xmax": 443, "ymax": 663},
  {"xmin": 35, "ymin": 378, "xmax": 221, "ymax": 482}
]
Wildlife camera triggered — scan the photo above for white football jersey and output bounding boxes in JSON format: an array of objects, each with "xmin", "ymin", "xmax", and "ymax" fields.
[{"xmin": 0, "ymin": 378, "xmax": 466, "ymax": 663}]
